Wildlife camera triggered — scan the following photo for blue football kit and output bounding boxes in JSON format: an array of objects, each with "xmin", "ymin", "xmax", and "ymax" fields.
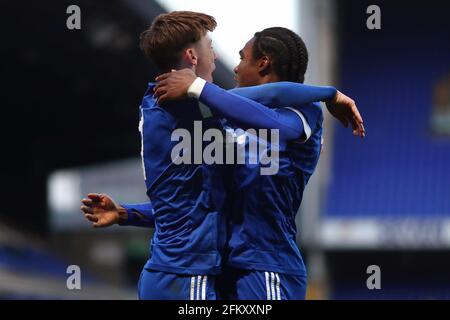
[
  {"xmin": 195, "ymin": 81, "xmax": 324, "ymax": 300},
  {"xmin": 121, "ymin": 81, "xmax": 336, "ymax": 300}
]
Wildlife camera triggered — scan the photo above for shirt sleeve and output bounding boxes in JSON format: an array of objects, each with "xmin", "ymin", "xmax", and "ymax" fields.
[
  {"xmin": 227, "ymin": 82, "xmax": 328, "ymax": 136},
  {"xmin": 191, "ymin": 81, "xmax": 304, "ymax": 141},
  {"xmin": 119, "ymin": 202, "xmax": 155, "ymax": 228},
  {"xmin": 287, "ymin": 102, "xmax": 323, "ymax": 142},
  {"xmin": 227, "ymin": 81, "xmax": 337, "ymax": 106},
  {"xmin": 187, "ymin": 79, "xmax": 331, "ymax": 141}
]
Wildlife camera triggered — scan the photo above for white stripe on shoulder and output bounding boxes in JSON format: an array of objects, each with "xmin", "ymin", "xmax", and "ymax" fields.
[
  {"xmin": 265, "ymin": 272, "xmax": 271, "ymax": 300},
  {"xmin": 284, "ymin": 107, "xmax": 312, "ymax": 143},
  {"xmin": 139, "ymin": 114, "xmax": 147, "ymax": 180}
]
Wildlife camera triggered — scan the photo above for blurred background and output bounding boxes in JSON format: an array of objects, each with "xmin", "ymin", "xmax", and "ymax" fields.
[{"xmin": 1, "ymin": 0, "xmax": 450, "ymax": 299}]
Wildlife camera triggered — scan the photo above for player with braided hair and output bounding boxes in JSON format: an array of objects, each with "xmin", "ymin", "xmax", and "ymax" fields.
[
  {"xmin": 252, "ymin": 27, "xmax": 308, "ymax": 83},
  {"xmin": 216, "ymin": 28, "xmax": 323, "ymax": 299},
  {"xmin": 81, "ymin": 20, "xmax": 364, "ymax": 300},
  {"xmin": 150, "ymin": 26, "xmax": 363, "ymax": 300}
]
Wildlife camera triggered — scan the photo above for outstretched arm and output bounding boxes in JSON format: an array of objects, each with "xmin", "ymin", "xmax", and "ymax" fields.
[
  {"xmin": 154, "ymin": 69, "xmax": 365, "ymax": 137},
  {"xmin": 194, "ymin": 80, "xmax": 310, "ymax": 141},
  {"xmin": 228, "ymin": 82, "xmax": 364, "ymax": 135},
  {"xmin": 156, "ymin": 73, "xmax": 317, "ymax": 141}
]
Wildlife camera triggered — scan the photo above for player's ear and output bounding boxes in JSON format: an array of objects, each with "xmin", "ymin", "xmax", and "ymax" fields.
[
  {"xmin": 257, "ymin": 56, "xmax": 271, "ymax": 75},
  {"xmin": 184, "ymin": 48, "xmax": 198, "ymax": 67}
]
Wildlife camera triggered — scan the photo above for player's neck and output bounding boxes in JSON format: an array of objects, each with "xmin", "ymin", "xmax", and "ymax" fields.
[
  {"xmin": 258, "ymin": 73, "xmax": 281, "ymax": 85},
  {"xmin": 160, "ymin": 62, "xmax": 194, "ymax": 74}
]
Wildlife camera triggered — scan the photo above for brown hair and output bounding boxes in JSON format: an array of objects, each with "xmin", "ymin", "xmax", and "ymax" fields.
[{"xmin": 140, "ymin": 11, "xmax": 217, "ymax": 71}]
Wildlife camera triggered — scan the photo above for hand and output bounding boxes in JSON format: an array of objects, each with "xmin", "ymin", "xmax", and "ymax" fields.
[
  {"xmin": 154, "ymin": 68, "xmax": 197, "ymax": 103},
  {"xmin": 326, "ymin": 91, "xmax": 366, "ymax": 137},
  {"xmin": 80, "ymin": 193, "xmax": 125, "ymax": 228}
]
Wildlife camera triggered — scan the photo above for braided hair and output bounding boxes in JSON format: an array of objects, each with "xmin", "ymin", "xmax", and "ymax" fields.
[{"xmin": 252, "ymin": 27, "xmax": 308, "ymax": 83}]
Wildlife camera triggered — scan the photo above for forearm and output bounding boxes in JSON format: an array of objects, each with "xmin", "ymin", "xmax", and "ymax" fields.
[{"xmin": 119, "ymin": 203, "xmax": 155, "ymax": 228}]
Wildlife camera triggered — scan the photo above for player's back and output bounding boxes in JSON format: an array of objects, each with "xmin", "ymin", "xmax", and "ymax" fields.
[{"xmin": 140, "ymin": 83, "xmax": 227, "ymax": 276}]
